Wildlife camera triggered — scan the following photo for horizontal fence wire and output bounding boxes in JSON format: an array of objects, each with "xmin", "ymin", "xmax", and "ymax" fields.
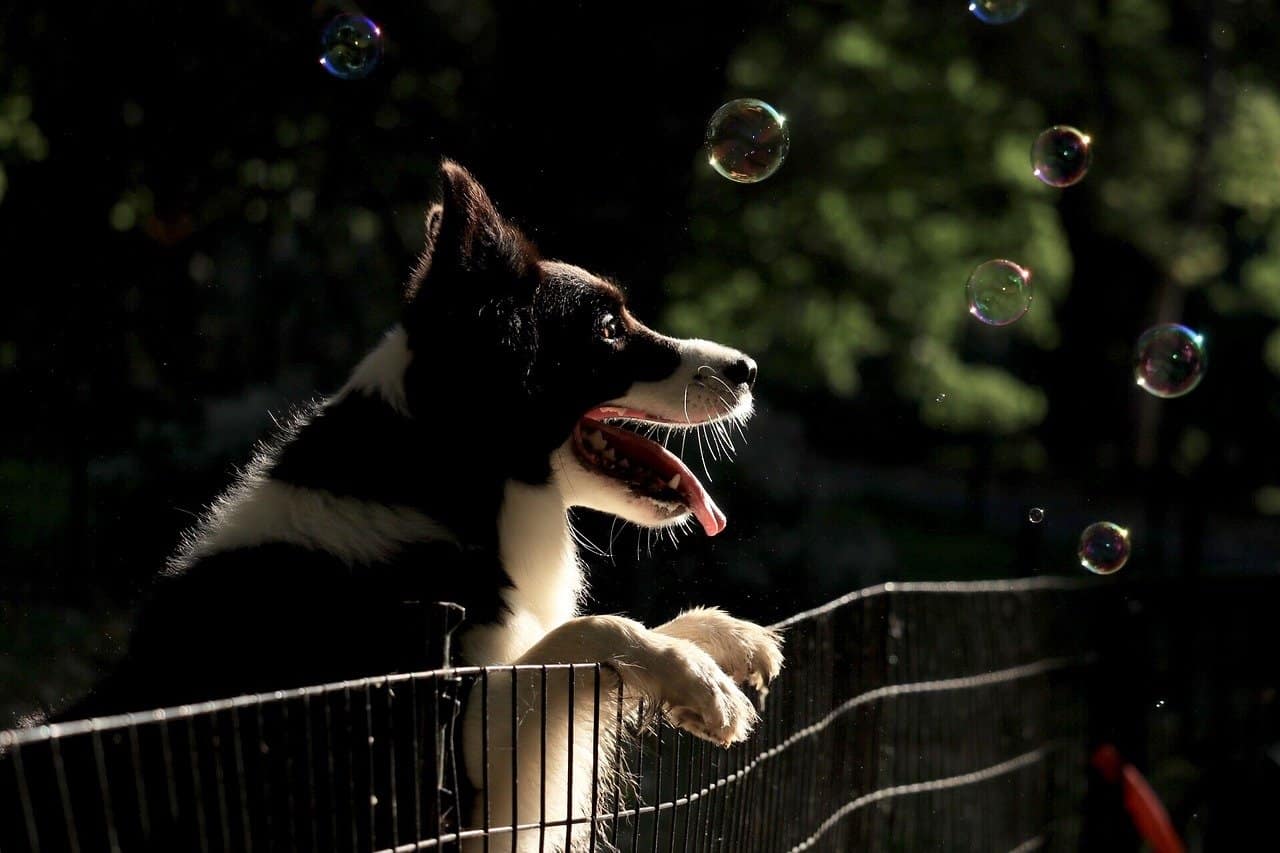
[{"xmin": 2, "ymin": 578, "xmax": 1099, "ymax": 852}]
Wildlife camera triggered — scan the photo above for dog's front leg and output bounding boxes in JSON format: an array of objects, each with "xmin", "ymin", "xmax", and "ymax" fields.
[{"xmin": 463, "ymin": 615, "xmax": 758, "ymax": 853}]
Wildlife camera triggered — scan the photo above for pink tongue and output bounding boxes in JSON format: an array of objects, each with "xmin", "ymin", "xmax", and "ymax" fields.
[{"xmin": 590, "ymin": 419, "xmax": 727, "ymax": 536}]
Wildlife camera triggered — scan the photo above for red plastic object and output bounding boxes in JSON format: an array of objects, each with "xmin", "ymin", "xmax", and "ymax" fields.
[{"xmin": 1091, "ymin": 744, "xmax": 1185, "ymax": 853}]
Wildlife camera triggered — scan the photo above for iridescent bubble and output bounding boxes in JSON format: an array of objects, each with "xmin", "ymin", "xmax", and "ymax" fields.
[
  {"xmin": 1134, "ymin": 324, "xmax": 1206, "ymax": 399},
  {"xmin": 705, "ymin": 98, "xmax": 789, "ymax": 184},
  {"xmin": 1028, "ymin": 507, "xmax": 1045, "ymax": 524},
  {"xmin": 319, "ymin": 15, "xmax": 383, "ymax": 80},
  {"xmin": 968, "ymin": 0, "xmax": 1029, "ymax": 24},
  {"xmin": 1031, "ymin": 126, "xmax": 1093, "ymax": 188},
  {"xmin": 966, "ymin": 259, "xmax": 1032, "ymax": 326},
  {"xmin": 1078, "ymin": 522, "xmax": 1130, "ymax": 575}
]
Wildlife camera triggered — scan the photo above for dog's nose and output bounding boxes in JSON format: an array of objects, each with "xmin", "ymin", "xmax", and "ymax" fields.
[{"xmin": 723, "ymin": 355, "xmax": 757, "ymax": 389}]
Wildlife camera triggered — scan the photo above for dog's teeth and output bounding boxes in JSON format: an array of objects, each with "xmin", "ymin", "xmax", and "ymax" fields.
[
  {"xmin": 603, "ymin": 447, "xmax": 616, "ymax": 460},
  {"xmin": 668, "ymin": 474, "xmax": 681, "ymax": 489},
  {"xmin": 587, "ymin": 431, "xmax": 607, "ymax": 450}
]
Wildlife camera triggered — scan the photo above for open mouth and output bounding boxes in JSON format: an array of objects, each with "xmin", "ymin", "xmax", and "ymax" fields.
[{"xmin": 571, "ymin": 405, "xmax": 729, "ymax": 536}]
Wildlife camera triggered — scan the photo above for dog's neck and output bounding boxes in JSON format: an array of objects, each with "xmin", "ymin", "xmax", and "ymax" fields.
[
  {"xmin": 459, "ymin": 479, "xmax": 584, "ymax": 664},
  {"xmin": 346, "ymin": 327, "xmax": 587, "ymax": 664}
]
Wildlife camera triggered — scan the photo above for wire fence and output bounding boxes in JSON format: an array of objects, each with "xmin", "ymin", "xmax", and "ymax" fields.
[{"xmin": 1, "ymin": 578, "xmax": 1097, "ymax": 852}]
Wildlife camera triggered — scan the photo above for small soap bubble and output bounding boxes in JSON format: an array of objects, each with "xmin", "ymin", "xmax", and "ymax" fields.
[
  {"xmin": 1028, "ymin": 507, "xmax": 1045, "ymax": 524},
  {"xmin": 1134, "ymin": 324, "xmax": 1206, "ymax": 399},
  {"xmin": 1078, "ymin": 521, "xmax": 1130, "ymax": 575},
  {"xmin": 705, "ymin": 98, "xmax": 789, "ymax": 184},
  {"xmin": 968, "ymin": 0, "xmax": 1029, "ymax": 24},
  {"xmin": 1032, "ymin": 126, "xmax": 1092, "ymax": 188},
  {"xmin": 966, "ymin": 259, "xmax": 1032, "ymax": 326},
  {"xmin": 320, "ymin": 15, "xmax": 383, "ymax": 80}
]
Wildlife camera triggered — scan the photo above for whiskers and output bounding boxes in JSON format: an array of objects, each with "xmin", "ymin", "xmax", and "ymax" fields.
[
  {"xmin": 628, "ymin": 513, "xmax": 698, "ymax": 561},
  {"xmin": 683, "ymin": 366, "xmax": 752, "ymax": 478}
]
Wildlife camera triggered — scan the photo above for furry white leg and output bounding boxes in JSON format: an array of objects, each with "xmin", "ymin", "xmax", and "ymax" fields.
[{"xmin": 463, "ymin": 615, "xmax": 760, "ymax": 853}]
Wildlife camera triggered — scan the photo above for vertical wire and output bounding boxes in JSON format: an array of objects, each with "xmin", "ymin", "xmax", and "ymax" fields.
[
  {"xmin": 343, "ymin": 686, "xmax": 358, "ymax": 853},
  {"xmin": 124, "ymin": 717, "xmax": 152, "ymax": 845},
  {"xmin": 302, "ymin": 694, "xmax": 318, "ymax": 851},
  {"xmin": 687, "ymin": 738, "xmax": 704, "ymax": 853},
  {"xmin": 588, "ymin": 664, "xmax": 601, "ymax": 853},
  {"xmin": 252, "ymin": 702, "xmax": 274, "ymax": 851},
  {"xmin": 410, "ymin": 674, "xmax": 422, "ymax": 845},
  {"xmin": 510, "ymin": 665, "xmax": 519, "ymax": 849},
  {"xmin": 320, "ymin": 692, "xmax": 337, "ymax": 852},
  {"xmin": 229, "ymin": 707, "xmax": 252, "ymax": 853},
  {"xmin": 90, "ymin": 729, "xmax": 121, "ymax": 853},
  {"xmin": 788, "ymin": 628, "xmax": 814, "ymax": 851},
  {"xmin": 364, "ymin": 682, "xmax": 377, "ymax": 852},
  {"xmin": 762, "ymin": 678, "xmax": 784, "ymax": 851},
  {"xmin": 629, "ymin": 702, "xmax": 645, "ymax": 853},
  {"xmin": 481, "ymin": 669, "xmax": 491, "ymax": 853},
  {"xmin": 126, "ymin": 720, "xmax": 152, "ymax": 846},
  {"xmin": 210, "ymin": 714, "xmax": 232, "ymax": 852},
  {"xmin": 649, "ymin": 722, "xmax": 662, "ymax": 853},
  {"xmin": 158, "ymin": 714, "xmax": 180, "ymax": 827},
  {"xmin": 50, "ymin": 732, "xmax": 82, "ymax": 853},
  {"xmin": 565, "ymin": 666, "xmax": 576, "ymax": 851},
  {"xmin": 705, "ymin": 743, "xmax": 723, "ymax": 853},
  {"xmin": 677, "ymin": 735, "xmax": 693, "ymax": 853},
  {"xmin": 610, "ymin": 681, "xmax": 624, "ymax": 848},
  {"xmin": 726, "ymin": 727, "xmax": 747, "ymax": 852},
  {"xmin": 538, "ymin": 665, "xmax": 547, "ymax": 853},
  {"xmin": 276, "ymin": 702, "xmax": 294, "ymax": 852},
  {"xmin": 432, "ymin": 676, "xmax": 444, "ymax": 849},
  {"xmin": 694, "ymin": 739, "xmax": 711, "ymax": 853},
  {"xmin": 11, "ymin": 740, "xmax": 42, "ymax": 852},
  {"xmin": 186, "ymin": 715, "xmax": 211, "ymax": 853},
  {"xmin": 666, "ymin": 733, "xmax": 681, "ymax": 853},
  {"xmin": 385, "ymin": 684, "xmax": 399, "ymax": 850}
]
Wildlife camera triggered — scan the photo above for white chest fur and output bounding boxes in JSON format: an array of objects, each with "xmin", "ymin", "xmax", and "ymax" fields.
[{"xmin": 460, "ymin": 480, "xmax": 584, "ymax": 665}]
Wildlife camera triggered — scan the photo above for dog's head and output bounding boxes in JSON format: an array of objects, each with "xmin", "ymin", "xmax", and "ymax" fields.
[{"xmin": 400, "ymin": 160, "xmax": 755, "ymax": 536}]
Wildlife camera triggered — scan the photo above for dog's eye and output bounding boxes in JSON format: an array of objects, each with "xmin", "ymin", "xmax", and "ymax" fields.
[{"xmin": 599, "ymin": 314, "xmax": 622, "ymax": 342}]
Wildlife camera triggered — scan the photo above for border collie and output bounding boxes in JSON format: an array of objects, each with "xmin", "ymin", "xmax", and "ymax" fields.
[{"xmin": 4, "ymin": 160, "xmax": 782, "ymax": 852}]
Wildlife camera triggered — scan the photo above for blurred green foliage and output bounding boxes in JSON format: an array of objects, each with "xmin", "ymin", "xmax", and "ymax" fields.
[{"xmin": 665, "ymin": 0, "xmax": 1280, "ymax": 436}]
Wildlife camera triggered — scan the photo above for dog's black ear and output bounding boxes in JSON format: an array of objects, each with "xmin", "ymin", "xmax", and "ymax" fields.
[{"xmin": 405, "ymin": 160, "xmax": 538, "ymax": 304}]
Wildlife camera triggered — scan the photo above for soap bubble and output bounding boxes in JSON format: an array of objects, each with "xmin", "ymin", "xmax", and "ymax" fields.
[
  {"xmin": 1028, "ymin": 507, "xmax": 1045, "ymax": 524},
  {"xmin": 1078, "ymin": 522, "xmax": 1130, "ymax": 575},
  {"xmin": 1134, "ymin": 324, "xmax": 1206, "ymax": 399},
  {"xmin": 968, "ymin": 0, "xmax": 1029, "ymax": 24},
  {"xmin": 705, "ymin": 98, "xmax": 789, "ymax": 184},
  {"xmin": 966, "ymin": 259, "xmax": 1032, "ymax": 326},
  {"xmin": 1031, "ymin": 125, "xmax": 1093, "ymax": 188},
  {"xmin": 320, "ymin": 15, "xmax": 383, "ymax": 80}
]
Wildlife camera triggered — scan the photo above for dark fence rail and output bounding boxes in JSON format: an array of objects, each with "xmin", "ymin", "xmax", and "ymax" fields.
[{"xmin": 3, "ymin": 579, "xmax": 1100, "ymax": 852}]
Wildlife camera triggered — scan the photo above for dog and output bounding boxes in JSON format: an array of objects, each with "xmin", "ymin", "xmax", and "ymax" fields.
[{"xmin": 1, "ymin": 160, "xmax": 782, "ymax": 852}]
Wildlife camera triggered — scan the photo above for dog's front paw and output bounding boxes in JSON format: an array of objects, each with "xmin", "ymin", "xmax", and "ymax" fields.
[
  {"xmin": 660, "ymin": 642, "xmax": 758, "ymax": 747},
  {"xmin": 657, "ymin": 608, "xmax": 784, "ymax": 701}
]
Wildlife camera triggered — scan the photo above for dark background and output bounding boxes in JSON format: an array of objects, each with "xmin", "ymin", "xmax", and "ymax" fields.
[{"xmin": 2, "ymin": 1, "xmax": 1279, "ymax": 847}]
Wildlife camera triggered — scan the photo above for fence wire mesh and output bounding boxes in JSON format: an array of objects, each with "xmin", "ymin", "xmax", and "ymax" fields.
[{"xmin": 2, "ymin": 578, "xmax": 1097, "ymax": 852}]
